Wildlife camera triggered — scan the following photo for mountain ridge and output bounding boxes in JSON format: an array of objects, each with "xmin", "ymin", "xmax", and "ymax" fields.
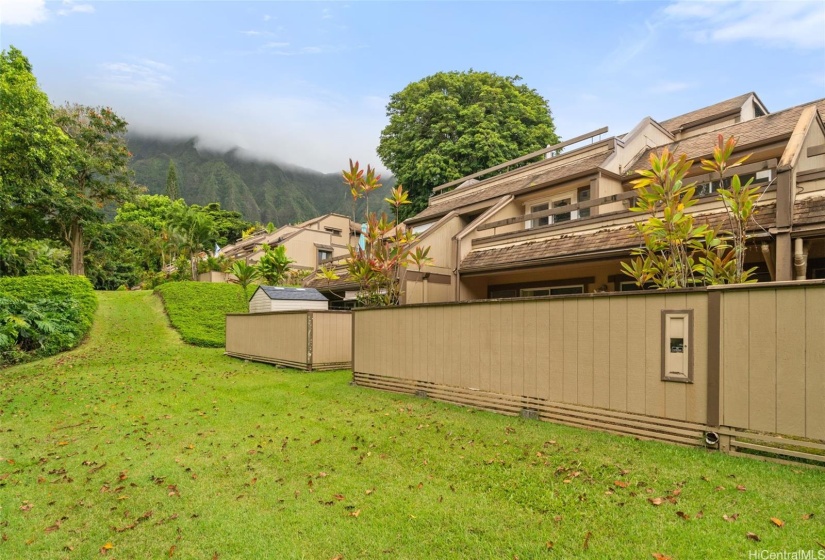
[{"xmin": 128, "ymin": 135, "xmax": 392, "ymax": 226}]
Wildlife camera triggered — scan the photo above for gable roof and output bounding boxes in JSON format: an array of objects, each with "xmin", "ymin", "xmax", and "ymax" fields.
[
  {"xmin": 631, "ymin": 99, "xmax": 825, "ymax": 173},
  {"xmin": 658, "ymin": 93, "xmax": 758, "ymax": 133},
  {"xmin": 253, "ymin": 286, "xmax": 328, "ymax": 301}
]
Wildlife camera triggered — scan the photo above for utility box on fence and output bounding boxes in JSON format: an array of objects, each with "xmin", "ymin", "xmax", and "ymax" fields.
[{"xmin": 225, "ymin": 310, "xmax": 351, "ymax": 371}]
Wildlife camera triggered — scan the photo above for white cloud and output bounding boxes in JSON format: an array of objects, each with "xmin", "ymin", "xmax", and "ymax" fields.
[
  {"xmin": 262, "ymin": 14, "xmax": 271, "ymax": 22},
  {"xmin": 96, "ymin": 58, "xmax": 173, "ymax": 94},
  {"xmin": 321, "ymin": 8, "xmax": 332, "ymax": 20},
  {"xmin": 0, "ymin": 0, "xmax": 48, "ymax": 25},
  {"xmin": 664, "ymin": 0, "xmax": 825, "ymax": 50},
  {"xmin": 57, "ymin": 1, "xmax": 94, "ymax": 16}
]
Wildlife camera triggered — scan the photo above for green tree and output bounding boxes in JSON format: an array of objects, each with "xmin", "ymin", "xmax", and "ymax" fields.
[
  {"xmin": 257, "ymin": 244, "xmax": 293, "ymax": 285},
  {"xmin": 0, "ymin": 46, "xmax": 72, "ymax": 228},
  {"xmin": 168, "ymin": 205, "xmax": 218, "ymax": 279},
  {"xmin": 165, "ymin": 159, "xmax": 180, "ymax": 201},
  {"xmin": 377, "ymin": 70, "xmax": 559, "ymax": 218},
  {"xmin": 53, "ymin": 104, "xmax": 139, "ymax": 276},
  {"xmin": 229, "ymin": 261, "xmax": 260, "ymax": 300},
  {"xmin": 190, "ymin": 202, "xmax": 252, "ymax": 246}
]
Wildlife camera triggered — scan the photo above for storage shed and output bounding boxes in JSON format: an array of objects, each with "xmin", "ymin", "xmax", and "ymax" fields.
[{"xmin": 248, "ymin": 286, "xmax": 329, "ymax": 313}]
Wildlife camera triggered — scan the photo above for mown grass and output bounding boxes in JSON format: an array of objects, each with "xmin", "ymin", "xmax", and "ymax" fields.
[
  {"xmin": 1, "ymin": 291, "xmax": 823, "ymax": 559},
  {"xmin": 153, "ymin": 282, "xmax": 246, "ymax": 347}
]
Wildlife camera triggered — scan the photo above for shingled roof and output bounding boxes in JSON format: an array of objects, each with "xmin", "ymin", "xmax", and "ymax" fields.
[
  {"xmin": 253, "ymin": 286, "xmax": 329, "ymax": 301},
  {"xmin": 460, "ymin": 202, "xmax": 781, "ymax": 273},
  {"xmin": 658, "ymin": 93, "xmax": 756, "ymax": 133},
  {"xmin": 632, "ymin": 99, "xmax": 825, "ymax": 173},
  {"xmin": 410, "ymin": 151, "xmax": 609, "ymax": 223}
]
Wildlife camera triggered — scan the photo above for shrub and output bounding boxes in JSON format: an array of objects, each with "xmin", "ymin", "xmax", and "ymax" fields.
[
  {"xmin": 0, "ymin": 275, "xmax": 96, "ymax": 366},
  {"xmin": 154, "ymin": 282, "xmax": 246, "ymax": 347}
]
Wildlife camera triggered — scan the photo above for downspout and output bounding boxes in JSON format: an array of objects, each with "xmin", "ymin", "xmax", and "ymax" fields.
[
  {"xmin": 793, "ymin": 238, "xmax": 809, "ymax": 280},
  {"xmin": 760, "ymin": 243, "xmax": 776, "ymax": 281},
  {"xmin": 454, "ymin": 236, "xmax": 461, "ymax": 301}
]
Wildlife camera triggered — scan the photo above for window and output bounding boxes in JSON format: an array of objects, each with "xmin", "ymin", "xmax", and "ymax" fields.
[
  {"xmin": 520, "ymin": 285, "xmax": 584, "ymax": 297},
  {"xmin": 324, "ymin": 227, "xmax": 342, "ymax": 237},
  {"xmin": 529, "ymin": 203, "xmax": 549, "ymax": 229},
  {"xmin": 696, "ymin": 169, "xmax": 772, "ymax": 197},
  {"xmin": 619, "ymin": 281, "xmax": 656, "ymax": 292},
  {"xmin": 577, "ymin": 187, "xmax": 591, "ymax": 219},
  {"xmin": 525, "ymin": 188, "xmax": 592, "ymax": 229},
  {"xmin": 317, "ymin": 249, "xmax": 333, "ymax": 263}
]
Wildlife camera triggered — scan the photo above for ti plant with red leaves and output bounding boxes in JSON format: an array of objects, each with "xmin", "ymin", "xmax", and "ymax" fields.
[
  {"xmin": 622, "ymin": 135, "xmax": 763, "ymax": 289},
  {"xmin": 339, "ymin": 162, "xmax": 431, "ymax": 307},
  {"xmin": 700, "ymin": 134, "xmax": 762, "ymax": 284}
]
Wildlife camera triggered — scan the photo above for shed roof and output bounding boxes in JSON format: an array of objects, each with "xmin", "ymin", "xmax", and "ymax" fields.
[
  {"xmin": 254, "ymin": 286, "xmax": 329, "ymax": 301},
  {"xmin": 658, "ymin": 92, "xmax": 757, "ymax": 133}
]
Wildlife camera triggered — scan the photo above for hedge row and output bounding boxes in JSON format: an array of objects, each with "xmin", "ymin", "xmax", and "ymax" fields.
[
  {"xmin": 154, "ymin": 282, "xmax": 247, "ymax": 347},
  {"xmin": 0, "ymin": 275, "xmax": 97, "ymax": 366}
]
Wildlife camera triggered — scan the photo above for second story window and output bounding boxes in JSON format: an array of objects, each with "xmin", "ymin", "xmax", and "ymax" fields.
[
  {"xmin": 317, "ymin": 249, "xmax": 333, "ymax": 264},
  {"xmin": 526, "ymin": 187, "xmax": 593, "ymax": 229}
]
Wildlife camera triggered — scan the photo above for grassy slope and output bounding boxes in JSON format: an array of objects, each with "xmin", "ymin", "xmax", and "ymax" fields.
[
  {"xmin": 1, "ymin": 291, "xmax": 823, "ymax": 559},
  {"xmin": 154, "ymin": 282, "xmax": 247, "ymax": 347}
]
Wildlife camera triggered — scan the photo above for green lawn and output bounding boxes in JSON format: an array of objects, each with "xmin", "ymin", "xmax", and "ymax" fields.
[{"xmin": 1, "ymin": 291, "xmax": 823, "ymax": 559}]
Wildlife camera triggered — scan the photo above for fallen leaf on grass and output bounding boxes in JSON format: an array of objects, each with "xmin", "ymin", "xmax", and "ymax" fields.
[
  {"xmin": 365, "ymin": 488, "xmax": 374, "ymax": 495},
  {"xmin": 651, "ymin": 554, "xmax": 672, "ymax": 560},
  {"xmin": 723, "ymin": 514, "xmax": 739, "ymax": 522},
  {"xmin": 583, "ymin": 531, "xmax": 592, "ymax": 550},
  {"xmin": 169, "ymin": 545, "xmax": 176, "ymax": 557},
  {"xmin": 614, "ymin": 481, "xmax": 629, "ymax": 488},
  {"xmin": 349, "ymin": 509, "xmax": 360, "ymax": 518},
  {"xmin": 747, "ymin": 532, "xmax": 760, "ymax": 542},
  {"xmin": 770, "ymin": 517, "xmax": 784, "ymax": 527},
  {"xmin": 546, "ymin": 541, "xmax": 554, "ymax": 550},
  {"xmin": 696, "ymin": 511, "xmax": 704, "ymax": 519},
  {"xmin": 736, "ymin": 485, "xmax": 746, "ymax": 492},
  {"xmin": 802, "ymin": 513, "xmax": 814, "ymax": 520},
  {"xmin": 100, "ymin": 542, "xmax": 114, "ymax": 555},
  {"xmin": 671, "ymin": 489, "xmax": 682, "ymax": 497},
  {"xmin": 334, "ymin": 494, "xmax": 345, "ymax": 501},
  {"xmin": 714, "ymin": 486, "xmax": 725, "ymax": 491},
  {"xmin": 331, "ymin": 555, "xmax": 343, "ymax": 560},
  {"xmin": 648, "ymin": 498, "xmax": 664, "ymax": 506},
  {"xmin": 312, "ymin": 439, "xmax": 321, "ymax": 445},
  {"xmin": 20, "ymin": 501, "xmax": 33, "ymax": 512},
  {"xmin": 113, "ymin": 523, "xmax": 136, "ymax": 533},
  {"xmin": 44, "ymin": 521, "xmax": 61, "ymax": 533},
  {"xmin": 676, "ymin": 511, "xmax": 690, "ymax": 520}
]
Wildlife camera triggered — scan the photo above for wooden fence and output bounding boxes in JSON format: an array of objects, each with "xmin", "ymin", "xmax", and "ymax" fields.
[
  {"xmin": 226, "ymin": 310, "xmax": 352, "ymax": 371},
  {"xmin": 352, "ymin": 281, "xmax": 825, "ymax": 465}
]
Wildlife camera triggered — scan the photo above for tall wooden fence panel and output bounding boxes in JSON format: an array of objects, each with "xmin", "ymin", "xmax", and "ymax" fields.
[
  {"xmin": 353, "ymin": 282, "xmax": 825, "ymax": 461},
  {"xmin": 226, "ymin": 311, "xmax": 351, "ymax": 371},
  {"xmin": 718, "ymin": 283, "xmax": 825, "ymax": 441}
]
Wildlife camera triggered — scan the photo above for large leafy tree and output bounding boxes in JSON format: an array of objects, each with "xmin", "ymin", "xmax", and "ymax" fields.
[
  {"xmin": 377, "ymin": 70, "xmax": 559, "ymax": 218},
  {"xmin": 165, "ymin": 159, "xmax": 180, "ymax": 201},
  {"xmin": 53, "ymin": 104, "xmax": 140, "ymax": 276},
  {"xmin": 0, "ymin": 46, "xmax": 72, "ymax": 229}
]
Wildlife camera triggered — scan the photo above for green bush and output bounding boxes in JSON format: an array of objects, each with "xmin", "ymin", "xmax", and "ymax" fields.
[
  {"xmin": 154, "ymin": 282, "xmax": 247, "ymax": 347},
  {"xmin": 0, "ymin": 275, "xmax": 97, "ymax": 366}
]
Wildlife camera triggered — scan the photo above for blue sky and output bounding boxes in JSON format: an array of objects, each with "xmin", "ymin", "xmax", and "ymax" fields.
[{"xmin": 2, "ymin": 0, "xmax": 824, "ymax": 174}]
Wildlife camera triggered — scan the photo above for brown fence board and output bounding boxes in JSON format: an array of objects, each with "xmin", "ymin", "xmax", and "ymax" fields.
[
  {"xmin": 776, "ymin": 288, "xmax": 807, "ymax": 436},
  {"xmin": 722, "ymin": 291, "xmax": 750, "ymax": 428},
  {"xmin": 524, "ymin": 302, "xmax": 538, "ymax": 397},
  {"xmin": 536, "ymin": 302, "xmax": 551, "ymax": 401},
  {"xmin": 592, "ymin": 297, "xmax": 611, "ymax": 409},
  {"xmin": 547, "ymin": 301, "xmax": 564, "ymax": 402},
  {"xmin": 806, "ymin": 288, "xmax": 825, "ymax": 440},
  {"xmin": 749, "ymin": 289, "xmax": 777, "ymax": 433},
  {"xmin": 626, "ymin": 296, "xmax": 647, "ymax": 415},
  {"xmin": 644, "ymin": 294, "xmax": 666, "ymax": 418},
  {"xmin": 576, "ymin": 298, "xmax": 595, "ymax": 407},
  {"xmin": 511, "ymin": 303, "xmax": 525, "ymax": 396},
  {"xmin": 563, "ymin": 299, "xmax": 579, "ymax": 404},
  {"xmin": 609, "ymin": 297, "xmax": 628, "ymax": 411}
]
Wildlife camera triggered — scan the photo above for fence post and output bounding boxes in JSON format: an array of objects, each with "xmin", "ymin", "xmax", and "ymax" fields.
[
  {"xmin": 706, "ymin": 290, "xmax": 722, "ymax": 428},
  {"xmin": 306, "ymin": 312, "xmax": 314, "ymax": 372}
]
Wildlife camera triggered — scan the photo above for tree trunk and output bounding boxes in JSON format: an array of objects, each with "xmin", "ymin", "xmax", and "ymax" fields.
[{"xmin": 69, "ymin": 219, "xmax": 85, "ymax": 276}]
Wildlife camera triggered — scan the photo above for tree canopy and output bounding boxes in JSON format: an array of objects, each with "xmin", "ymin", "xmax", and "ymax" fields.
[
  {"xmin": 377, "ymin": 70, "xmax": 559, "ymax": 218},
  {"xmin": 0, "ymin": 46, "xmax": 72, "ymax": 216}
]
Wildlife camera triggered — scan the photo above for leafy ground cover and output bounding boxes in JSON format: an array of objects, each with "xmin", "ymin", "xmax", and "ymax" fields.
[
  {"xmin": 0, "ymin": 275, "xmax": 97, "ymax": 366},
  {"xmin": 154, "ymin": 282, "xmax": 246, "ymax": 347},
  {"xmin": 1, "ymin": 291, "xmax": 823, "ymax": 559}
]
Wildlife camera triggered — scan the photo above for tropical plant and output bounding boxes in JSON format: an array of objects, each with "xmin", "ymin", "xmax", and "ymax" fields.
[
  {"xmin": 700, "ymin": 134, "xmax": 762, "ymax": 284},
  {"xmin": 622, "ymin": 136, "xmax": 761, "ymax": 288},
  {"xmin": 256, "ymin": 244, "xmax": 293, "ymax": 285},
  {"xmin": 229, "ymin": 261, "xmax": 260, "ymax": 300}
]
